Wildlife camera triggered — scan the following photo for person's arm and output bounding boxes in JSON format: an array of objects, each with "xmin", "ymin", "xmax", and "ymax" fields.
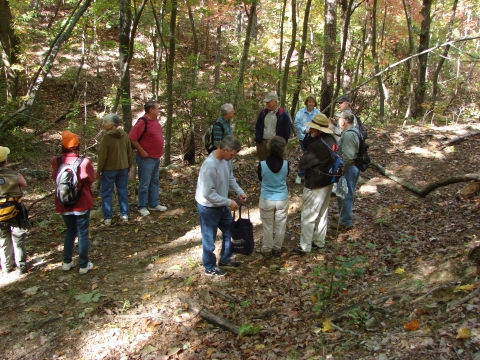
[
  {"xmin": 255, "ymin": 112, "xmax": 263, "ymax": 144},
  {"xmin": 96, "ymin": 137, "xmax": 107, "ymax": 179},
  {"xmin": 257, "ymin": 162, "xmax": 262, "ymax": 181},
  {"xmin": 129, "ymin": 121, "xmax": 149, "ymax": 158},
  {"xmin": 17, "ymin": 173, "xmax": 26, "ymax": 188},
  {"xmin": 283, "ymin": 112, "xmax": 291, "ymax": 142},
  {"xmin": 294, "ymin": 110, "xmax": 306, "ymax": 134},
  {"xmin": 212, "ymin": 122, "xmax": 223, "ymax": 147}
]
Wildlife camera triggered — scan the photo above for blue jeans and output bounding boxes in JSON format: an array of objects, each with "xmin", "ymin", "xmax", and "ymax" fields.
[
  {"xmin": 297, "ymin": 140, "xmax": 307, "ymax": 178},
  {"xmin": 196, "ymin": 203, "xmax": 234, "ymax": 271},
  {"xmin": 101, "ymin": 168, "xmax": 129, "ymax": 219},
  {"xmin": 62, "ymin": 210, "xmax": 90, "ymax": 268},
  {"xmin": 337, "ymin": 165, "xmax": 360, "ymax": 227},
  {"xmin": 136, "ymin": 155, "xmax": 160, "ymax": 209}
]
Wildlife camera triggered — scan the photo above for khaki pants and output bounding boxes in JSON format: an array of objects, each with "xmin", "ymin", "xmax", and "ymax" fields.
[
  {"xmin": 0, "ymin": 221, "xmax": 27, "ymax": 272},
  {"xmin": 259, "ymin": 197, "xmax": 289, "ymax": 252}
]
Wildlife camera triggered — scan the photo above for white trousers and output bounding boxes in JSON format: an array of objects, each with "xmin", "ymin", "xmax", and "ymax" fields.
[
  {"xmin": 259, "ymin": 197, "xmax": 289, "ymax": 252},
  {"xmin": 300, "ymin": 184, "xmax": 333, "ymax": 252}
]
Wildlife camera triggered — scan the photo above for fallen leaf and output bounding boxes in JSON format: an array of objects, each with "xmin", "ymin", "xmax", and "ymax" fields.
[
  {"xmin": 454, "ymin": 284, "xmax": 474, "ymax": 292},
  {"xmin": 155, "ymin": 258, "xmax": 168, "ymax": 264},
  {"xmin": 254, "ymin": 344, "xmax": 265, "ymax": 350},
  {"xmin": 394, "ymin": 267, "xmax": 405, "ymax": 275},
  {"xmin": 92, "ymin": 283, "xmax": 99, "ymax": 290},
  {"xmin": 22, "ymin": 286, "xmax": 40, "ymax": 296},
  {"xmin": 141, "ymin": 344, "xmax": 157, "ymax": 356},
  {"xmin": 142, "ymin": 294, "xmax": 151, "ymax": 300},
  {"xmin": 456, "ymin": 327, "xmax": 471, "ymax": 339},
  {"xmin": 404, "ymin": 319, "xmax": 419, "ymax": 331},
  {"xmin": 167, "ymin": 347, "xmax": 181, "ymax": 356},
  {"xmin": 322, "ymin": 319, "xmax": 334, "ymax": 332}
]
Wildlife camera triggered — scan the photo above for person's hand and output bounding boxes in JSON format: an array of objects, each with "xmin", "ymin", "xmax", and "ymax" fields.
[
  {"xmin": 239, "ymin": 194, "xmax": 247, "ymax": 203},
  {"xmin": 140, "ymin": 150, "xmax": 149, "ymax": 158},
  {"xmin": 329, "ymin": 117, "xmax": 335, "ymax": 126},
  {"xmin": 229, "ymin": 200, "xmax": 239, "ymax": 211},
  {"xmin": 305, "ymin": 128, "xmax": 310, "ymax": 134},
  {"xmin": 95, "ymin": 172, "xmax": 101, "ymax": 180}
]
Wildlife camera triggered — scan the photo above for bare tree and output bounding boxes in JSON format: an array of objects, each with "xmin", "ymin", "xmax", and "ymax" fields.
[
  {"xmin": 280, "ymin": 0, "xmax": 297, "ymax": 109},
  {"xmin": 401, "ymin": 0, "xmax": 415, "ymax": 119},
  {"xmin": 320, "ymin": 0, "xmax": 336, "ymax": 113},
  {"xmin": 0, "ymin": 0, "xmax": 21, "ymax": 101},
  {"xmin": 276, "ymin": 0, "xmax": 287, "ymax": 96},
  {"xmin": 371, "ymin": 0, "xmax": 385, "ymax": 122}
]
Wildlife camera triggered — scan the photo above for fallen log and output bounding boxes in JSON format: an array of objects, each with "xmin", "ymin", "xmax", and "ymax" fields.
[
  {"xmin": 370, "ymin": 161, "xmax": 480, "ymax": 197},
  {"xmin": 438, "ymin": 130, "xmax": 480, "ymax": 149},
  {"xmin": 178, "ymin": 296, "xmax": 240, "ymax": 335},
  {"xmin": 210, "ymin": 289, "xmax": 241, "ymax": 304}
]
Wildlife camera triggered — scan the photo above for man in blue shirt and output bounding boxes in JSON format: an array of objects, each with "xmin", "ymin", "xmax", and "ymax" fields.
[{"xmin": 212, "ymin": 103, "xmax": 234, "ymax": 150}]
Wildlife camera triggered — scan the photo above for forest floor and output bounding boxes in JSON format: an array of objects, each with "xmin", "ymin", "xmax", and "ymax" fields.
[{"xmin": 0, "ymin": 121, "xmax": 480, "ymax": 360}]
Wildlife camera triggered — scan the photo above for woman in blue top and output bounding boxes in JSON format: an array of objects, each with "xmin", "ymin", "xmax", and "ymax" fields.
[
  {"xmin": 257, "ymin": 136, "xmax": 290, "ymax": 258},
  {"xmin": 294, "ymin": 95, "xmax": 321, "ymax": 184}
]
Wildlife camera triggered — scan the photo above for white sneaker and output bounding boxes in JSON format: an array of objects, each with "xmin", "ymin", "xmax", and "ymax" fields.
[
  {"xmin": 79, "ymin": 262, "xmax": 93, "ymax": 274},
  {"xmin": 120, "ymin": 215, "xmax": 129, "ymax": 222},
  {"xmin": 295, "ymin": 175, "xmax": 302, "ymax": 184},
  {"xmin": 62, "ymin": 262, "xmax": 74, "ymax": 271},
  {"xmin": 148, "ymin": 204, "xmax": 167, "ymax": 212},
  {"xmin": 138, "ymin": 208, "xmax": 150, "ymax": 216},
  {"xmin": 104, "ymin": 219, "xmax": 112, "ymax": 226}
]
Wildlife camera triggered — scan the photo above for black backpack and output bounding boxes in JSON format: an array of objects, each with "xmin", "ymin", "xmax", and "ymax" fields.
[
  {"xmin": 354, "ymin": 115, "xmax": 368, "ymax": 140},
  {"xmin": 55, "ymin": 156, "xmax": 84, "ymax": 206},
  {"xmin": 202, "ymin": 121, "xmax": 225, "ymax": 154},
  {"xmin": 347, "ymin": 129, "xmax": 370, "ymax": 172}
]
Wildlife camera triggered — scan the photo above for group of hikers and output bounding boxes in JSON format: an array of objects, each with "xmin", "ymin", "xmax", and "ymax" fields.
[{"xmin": 0, "ymin": 92, "xmax": 365, "ymax": 278}]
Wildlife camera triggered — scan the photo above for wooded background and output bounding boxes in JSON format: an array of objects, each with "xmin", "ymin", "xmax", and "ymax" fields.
[{"xmin": 0, "ymin": 0, "xmax": 478, "ymax": 165}]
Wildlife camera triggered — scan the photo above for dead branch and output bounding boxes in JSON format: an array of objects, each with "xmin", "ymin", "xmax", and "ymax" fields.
[
  {"xmin": 446, "ymin": 287, "xmax": 480, "ymax": 312},
  {"xmin": 438, "ymin": 130, "xmax": 480, "ymax": 149},
  {"xmin": 330, "ymin": 322, "xmax": 361, "ymax": 337},
  {"xmin": 178, "ymin": 296, "xmax": 240, "ymax": 335},
  {"xmin": 411, "ymin": 285, "xmax": 452, "ymax": 304},
  {"xmin": 370, "ymin": 161, "xmax": 480, "ymax": 197},
  {"xmin": 26, "ymin": 192, "xmax": 55, "ymax": 212},
  {"xmin": 210, "ymin": 290, "xmax": 241, "ymax": 304}
]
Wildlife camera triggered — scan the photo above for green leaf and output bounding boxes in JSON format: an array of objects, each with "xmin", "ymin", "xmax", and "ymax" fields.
[
  {"xmin": 74, "ymin": 290, "xmax": 106, "ymax": 304},
  {"xmin": 239, "ymin": 323, "xmax": 261, "ymax": 336}
]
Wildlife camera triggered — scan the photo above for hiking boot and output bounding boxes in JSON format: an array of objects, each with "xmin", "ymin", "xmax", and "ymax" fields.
[
  {"xmin": 295, "ymin": 175, "xmax": 302, "ymax": 184},
  {"xmin": 205, "ymin": 267, "xmax": 226, "ymax": 277},
  {"xmin": 138, "ymin": 208, "xmax": 150, "ymax": 216},
  {"xmin": 79, "ymin": 262, "xmax": 93, "ymax": 274},
  {"xmin": 331, "ymin": 214, "xmax": 340, "ymax": 222},
  {"xmin": 272, "ymin": 249, "xmax": 282, "ymax": 257},
  {"xmin": 148, "ymin": 204, "xmax": 167, "ymax": 212},
  {"xmin": 329, "ymin": 222, "xmax": 353, "ymax": 231},
  {"xmin": 219, "ymin": 260, "xmax": 241, "ymax": 267},
  {"xmin": 62, "ymin": 262, "xmax": 74, "ymax": 271},
  {"xmin": 104, "ymin": 219, "xmax": 112, "ymax": 226},
  {"xmin": 291, "ymin": 246, "xmax": 307, "ymax": 255},
  {"xmin": 312, "ymin": 242, "xmax": 325, "ymax": 249},
  {"xmin": 120, "ymin": 215, "xmax": 129, "ymax": 222}
]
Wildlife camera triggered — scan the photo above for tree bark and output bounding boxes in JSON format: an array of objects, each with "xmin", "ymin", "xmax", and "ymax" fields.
[
  {"xmin": 214, "ymin": 25, "xmax": 221, "ymax": 89},
  {"xmin": 431, "ymin": 0, "xmax": 458, "ymax": 111},
  {"xmin": 150, "ymin": 0, "xmax": 167, "ymax": 101},
  {"xmin": 276, "ymin": 0, "xmax": 287, "ymax": 96},
  {"xmin": 280, "ymin": 0, "xmax": 297, "ymax": 109},
  {"xmin": 163, "ymin": 0, "xmax": 177, "ymax": 166},
  {"xmin": 0, "ymin": 0, "xmax": 21, "ymax": 101},
  {"xmin": 187, "ymin": 5, "xmax": 199, "ymax": 56},
  {"xmin": 291, "ymin": 0, "xmax": 313, "ymax": 117},
  {"xmin": 371, "ymin": 0, "xmax": 385, "ymax": 122},
  {"xmin": 370, "ymin": 160, "xmax": 480, "ymax": 197},
  {"xmin": 413, "ymin": 0, "xmax": 433, "ymax": 117},
  {"xmin": 233, "ymin": 1, "xmax": 257, "ymax": 112},
  {"xmin": 179, "ymin": 296, "xmax": 240, "ymax": 334},
  {"xmin": 320, "ymin": 0, "xmax": 336, "ymax": 112},
  {"xmin": 401, "ymin": 0, "xmax": 415, "ymax": 119}
]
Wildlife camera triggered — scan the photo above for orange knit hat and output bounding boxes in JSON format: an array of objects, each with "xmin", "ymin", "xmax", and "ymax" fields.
[{"xmin": 62, "ymin": 130, "xmax": 79, "ymax": 149}]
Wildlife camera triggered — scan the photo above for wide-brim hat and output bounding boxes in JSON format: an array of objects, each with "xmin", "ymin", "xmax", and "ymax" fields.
[{"xmin": 304, "ymin": 114, "xmax": 333, "ymax": 134}]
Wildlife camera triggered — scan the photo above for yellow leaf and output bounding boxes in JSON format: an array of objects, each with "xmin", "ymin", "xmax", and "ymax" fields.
[
  {"xmin": 404, "ymin": 319, "xmax": 419, "ymax": 331},
  {"xmin": 92, "ymin": 283, "xmax": 98, "ymax": 290},
  {"xmin": 206, "ymin": 348, "xmax": 215, "ymax": 356},
  {"xmin": 394, "ymin": 267, "xmax": 405, "ymax": 274},
  {"xmin": 142, "ymin": 294, "xmax": 151, "ymax": 300},
  {"xmin": 454, "ymin": 284, "xmax": 474, "ymax": 292},
  {"xmin": 456, "ymin": 327, "xmax": 471, "ymax": 339},
  {"xmin": 310, "ymin": 294, "xmax": 317, "ymax": 303},
  {"xmin": 254, "ymin": 344, "xmax": 265, "ymax": 350},
  {"xmin": 123, "ymin": 288, "xmax": 129, "ymax": 292},
  {"xmin": 322, "ymin": 319, "xmax": 334, "ymax": 332}
]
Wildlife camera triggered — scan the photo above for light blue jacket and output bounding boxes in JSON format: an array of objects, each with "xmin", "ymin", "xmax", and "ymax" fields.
[{"xmin": 294, "ymin": 107, "xmax": 321, "ymax": 141}]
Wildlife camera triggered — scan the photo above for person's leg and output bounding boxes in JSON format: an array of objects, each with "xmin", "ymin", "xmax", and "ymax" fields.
[
  {"xmin": 256, "ymin": 140, "xmax": 269, "ymax": 161},
  {"xmin": 273, "ymin": 198, "xmax": 289, "ymax": 250},
  {"xmin": 11, "ymin": 226, "xmax": 27, "ymax": 270},
  {"xmin": 147, "ymin": 158, "xmax": 160, "ymax": 208},
  {"xmin": 297, "ymin": 140, "xmax": 307, "ymax": 179},
  {"xmin": 0, "ymin": 223, "xmax": 14, "ymax": 272},
  {"xmin": 337, "ymin": 166, "xmax": 360, "ymax": 227},
  {"xmin": 136, "ymin": 155, "xmax": 149, "ymax": 210},
  {"xmin": 259, "ymin": 197, "xmax": 274, "ymax": 252},
  {"xmin": 218, "ymin": 206, "xmax": 235, "ymax": 264},
  {"xmin": 75, "ymin": 210, "xmax": 90, "ymax": 269},
  {"xmin": 196, "ymin": 203, "xmax": 220, "ymax": 271},
  {"xmin": 313, "ymin": 184, "xmax": 333, "ymax": 247},
  {"xmin": 115, "ymin": 168, "xmax": 129, "ymax": 217},
  {"xmin": 300, "ymin": 187, "xmax": 324, "ymax": 252},
  {"xmin": 101, "ymin": 170, "xmax": 117, "ymax": 220},
  {"xmin": 62, "ymin": 214, "xmax": 77, "ymax": 265}
]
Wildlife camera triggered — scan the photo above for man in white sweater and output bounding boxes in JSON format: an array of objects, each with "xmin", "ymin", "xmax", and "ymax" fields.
[{"xmin": 195, "ymin": 136, "xmax": 247, "ymax": 277}]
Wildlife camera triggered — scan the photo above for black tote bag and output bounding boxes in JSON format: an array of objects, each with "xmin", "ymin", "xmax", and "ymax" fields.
[{"xmin": 230, "ymin": 206, "xmax": 254, "ymax": 255}]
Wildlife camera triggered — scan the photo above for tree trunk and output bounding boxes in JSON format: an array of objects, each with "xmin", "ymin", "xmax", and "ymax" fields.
[
  {"xmin": 0, "ymin": 0, "xmax": 21, "ymax": 101},
  {"xmin": 431, "ymin": 0, "xmax": 458, "ymax": 111},
  {"xmin": 276, "ymin": 0, "xmax": 287, "ymax": 96},
  {"xmin": 233, "ymin": 1, "xmax": 257, "ymax": 112},
  {"xmin": 0, "ymin": 0, "xmax": 92, "ymax": 131},
  {"xmin": 371, "ymin": 0, "xmax": 385, "ymax": 122},
  {"xmin": 320, "ymin": 0, "xmax": 336, "ymax": 113},
  {"xmin": 163, "ymin": 0, "xmax": 177, "ymax": 166},
  {"xmin": 214, "ymin": 25, "xmax": 221, "ymax": 89},
  {"xmin": 150, "ymin": 0, "xmax": 166, "ymax": 101},
  {"xmin": 413, "ymin": 0, "xmax": 433, "ymax": 118},
  {"xmin": 187, "ymin": 5, "xmax": 199, "ymax": 56},
  {"xmin": 291, "ymin": 0, "xmax": 313, "ymax": 117},
  {"xmin": 280, "ymin": 0, "xmax": 297, "ymax": 109},
  {"xmin": 401, "ymin": 0, "xmax": 415, "ymax": 119}
]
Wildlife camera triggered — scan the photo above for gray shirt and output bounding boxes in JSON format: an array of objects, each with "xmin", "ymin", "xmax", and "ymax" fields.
[
  {"xmin": 263, "ymin": 109, "xmax": 278, "ymax": 140},
  {"xmin": 339, "ymin": 125, "xmax": 360, "ymax": 164},
  {"xmin": 195, "ymin": 153, "xmax": 244, "ymax": 207}
]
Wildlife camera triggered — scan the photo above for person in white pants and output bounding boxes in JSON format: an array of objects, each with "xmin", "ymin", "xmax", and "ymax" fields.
[{"xmin": 258, "ymin": 137, "xmax": 290, "ymax": 258}]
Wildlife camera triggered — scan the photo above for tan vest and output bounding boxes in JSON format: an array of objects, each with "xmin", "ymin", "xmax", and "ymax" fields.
[{"xmin": 0, "ymin": 168, "xmax": 23, "ymax": 198}]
